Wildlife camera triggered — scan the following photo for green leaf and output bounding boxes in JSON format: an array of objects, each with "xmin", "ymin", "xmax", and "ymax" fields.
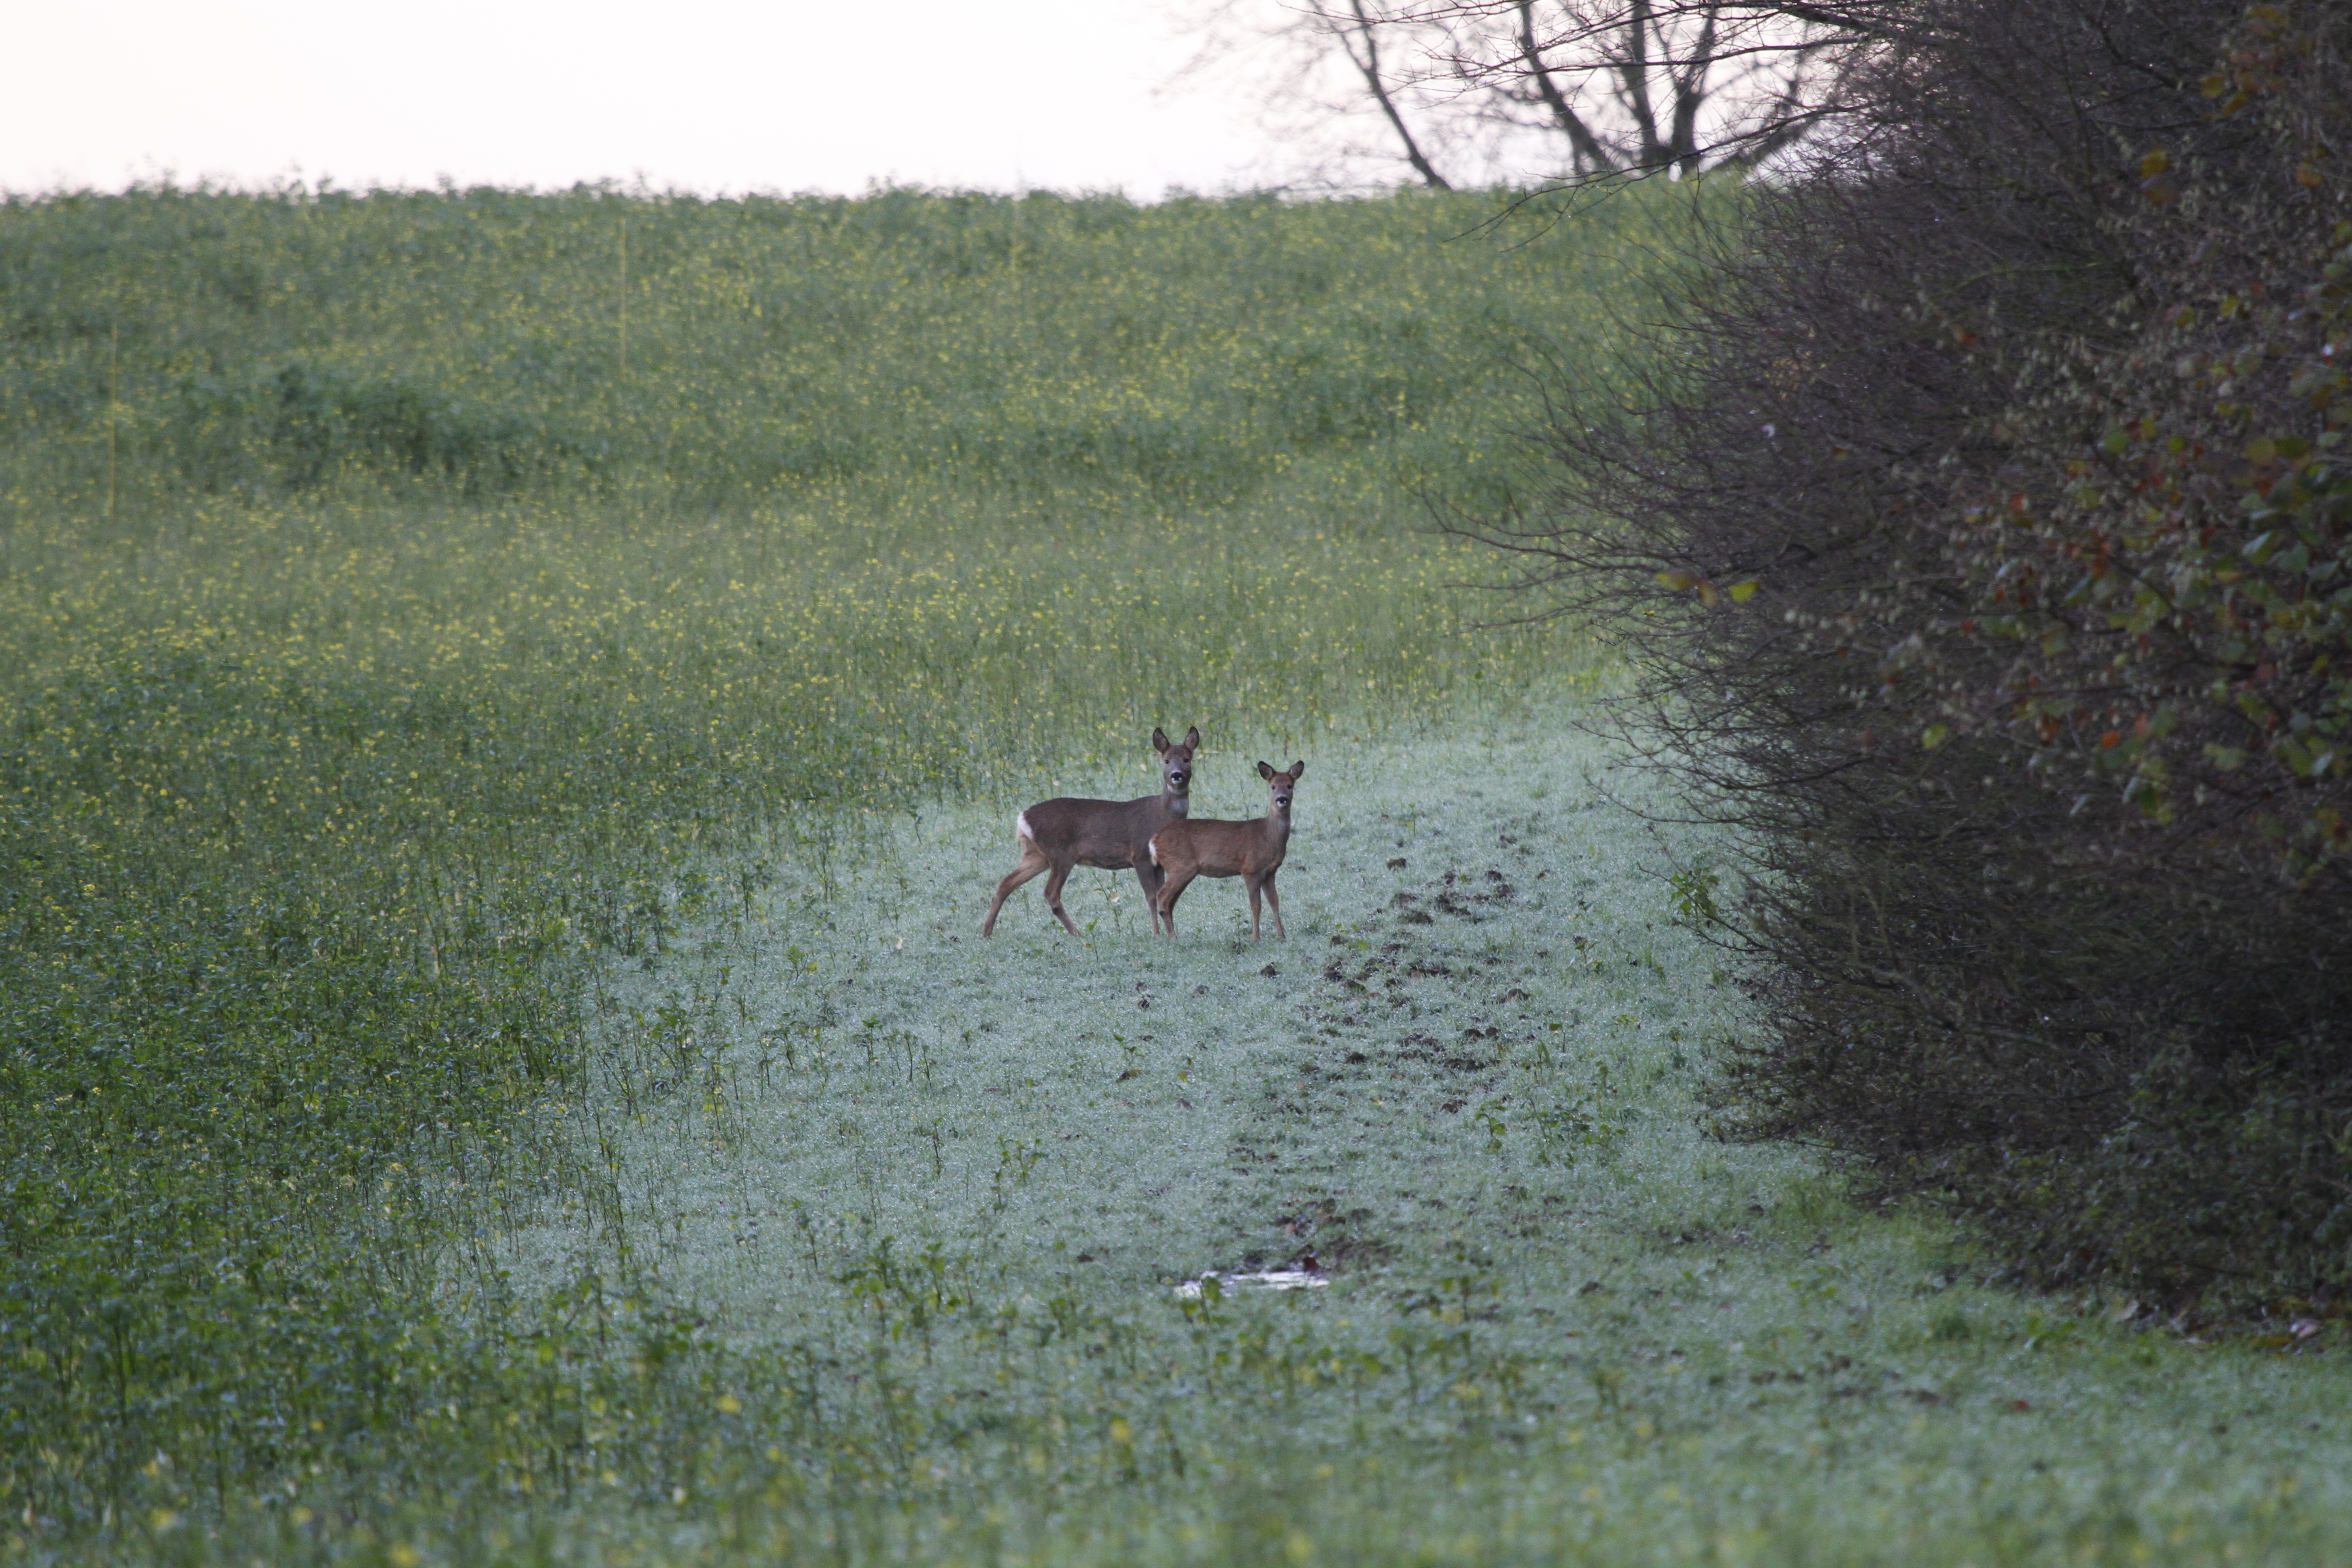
[
  {"xmin": 1727, "ymin": 580, "xmax": 1760, "ymax": 603},
  {"xmin": 1921, "ymin": 723, "xmax": 1950, "ymax": 750}
]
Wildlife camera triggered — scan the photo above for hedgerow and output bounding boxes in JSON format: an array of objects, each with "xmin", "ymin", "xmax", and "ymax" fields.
[{"xmin": 1465, "ymin": 0, "xmax": 2351, "ymax": 1303}]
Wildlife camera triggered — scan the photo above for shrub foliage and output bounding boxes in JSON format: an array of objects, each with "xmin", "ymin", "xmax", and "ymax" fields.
[{"xmin": 1472, "ymin": 0, "xmax": 2351, "ymax": 1301}]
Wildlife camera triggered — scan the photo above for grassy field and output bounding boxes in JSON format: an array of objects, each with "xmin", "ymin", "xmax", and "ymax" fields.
[
  {"xmin": 3, "ymin": 185, "xmax": 2347, "ymax": 1564},
  {"xmin": 97, "ymin": 720, "xmax": 2344, "ymax": 1567},
  {"xmin": 465, "ymin": 720, "xmax": 2352, "ymax": 1566},
  {"xmin": 0, "ymin": 184, "xmax": 1627, "ymax": 1554}
]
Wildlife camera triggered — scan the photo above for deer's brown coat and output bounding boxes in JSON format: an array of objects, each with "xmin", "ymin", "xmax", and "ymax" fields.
[
  {"xmin": 1148, "ymin": 760, "xmax": 1303, "ymax": 941},
  {"xmin": 980, "ymin": 726, "xmax": 1199, "ymax": 937}
]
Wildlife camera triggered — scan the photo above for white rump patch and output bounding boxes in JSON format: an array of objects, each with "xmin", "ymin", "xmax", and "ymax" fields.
[
  {"xmin": 1176, "ymin": 1269, "xmax": 1325, "ymax": 1299},
  {"xmin": 1148, "ymin": 838, "xmax": 1161, "ymax": 867},
  {"xmin": 1015, "ymin": 809, "xmax": 1035, "ymax": 843}
]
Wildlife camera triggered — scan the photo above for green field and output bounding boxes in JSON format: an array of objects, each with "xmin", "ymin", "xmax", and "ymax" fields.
[{"xmin": 3, "ymin": 186, "xmax": 2348, "ymax": 1564}]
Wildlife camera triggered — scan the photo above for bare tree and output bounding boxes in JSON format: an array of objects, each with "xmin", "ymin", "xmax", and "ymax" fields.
[
  {"xmin": 1314, "ymin": 0, "xmax": 1459, "ymax": 189},
  {"xmin": 1183, "ymin": 0, "xmax": 1885, "ymax": 189},
  {"xmin": 1463, "ymin": 0, "xmax": 1879, "ymax": 178}
]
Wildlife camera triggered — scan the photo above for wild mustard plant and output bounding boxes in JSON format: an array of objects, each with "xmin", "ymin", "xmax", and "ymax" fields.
[{"xmin": 0, "ymin": 186, "xmax": 1670, "ymax": 1538}]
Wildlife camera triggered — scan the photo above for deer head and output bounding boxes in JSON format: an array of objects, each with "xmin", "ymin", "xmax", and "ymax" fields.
[
  {"xmin": 1153, "ymin": 725, "xmax": 1201, "ymax": 795},
  {"xmin": 1257, "ymin": 759, "xmax": 1304, "ymax": 814}
]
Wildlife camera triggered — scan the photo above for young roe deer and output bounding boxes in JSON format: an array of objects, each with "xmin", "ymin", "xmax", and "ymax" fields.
[
  {"xmin": 980, "ymin": 726, "xmax": 1200, "ymax": 937},
  {"xmin": 1147, "ymin": 760, "xmax": 1303, "ymax": 940}
]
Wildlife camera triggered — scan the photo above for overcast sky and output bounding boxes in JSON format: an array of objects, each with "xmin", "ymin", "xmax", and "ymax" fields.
[{"xmin": 4, "ymin": 0, "xmax": 1293, "ymax": 198}]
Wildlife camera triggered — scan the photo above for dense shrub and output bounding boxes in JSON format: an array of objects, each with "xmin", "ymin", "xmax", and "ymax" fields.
[{"xmin": 1473, "ymin": 0, "xmax": 2350, "ymax": 1303}]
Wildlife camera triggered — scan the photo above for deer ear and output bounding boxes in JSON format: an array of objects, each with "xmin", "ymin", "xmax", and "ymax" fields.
[
  {"xmin": 1183, "ymin": 726, "xmax": 1200, "ymax": 750},
  {"xmin": 1290, "ymin": 761, "xmax": 1305, "ymax": 779},
  {"xmin": 1152, "ymin": 727, "xmax": 1171, "ymax": 753},
  {"xmin": 1258, "ymin": 760, "xmax": 1274, "ymax": 780}
]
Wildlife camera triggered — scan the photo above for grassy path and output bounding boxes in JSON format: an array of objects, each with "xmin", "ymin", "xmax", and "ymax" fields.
[
  {"xmin": 518, "ymin": 720, "xmax": 1755, "ymax": 1329},
  {"xmin": 493, "ymin": 715, "xmax": 2352, "ymax": 1565}
]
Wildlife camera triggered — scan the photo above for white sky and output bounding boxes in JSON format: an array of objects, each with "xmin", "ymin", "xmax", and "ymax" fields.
[{"xmin": 4, "ymin": 1, "xmax": 1294, "ymax": 198}]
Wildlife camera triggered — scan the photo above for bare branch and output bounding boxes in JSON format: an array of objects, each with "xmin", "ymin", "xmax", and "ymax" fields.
[
  {"xmin": 1517, "ymin": 1, "xmax": 1624, "ymax": 173},
  {"xmin": 1329, "ymin": 0, "xmax": 1459, "ymax": 188}
]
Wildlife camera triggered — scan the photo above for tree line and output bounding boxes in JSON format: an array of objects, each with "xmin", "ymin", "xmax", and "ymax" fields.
[{"xmin": 1246, "ymin": 0, "xmax": 2352, "ymax": 1308}]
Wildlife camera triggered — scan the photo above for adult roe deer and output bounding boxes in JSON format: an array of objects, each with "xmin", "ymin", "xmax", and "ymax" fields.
[
  {"xmin": 981, "ymin": 726, "xmax": 1200, "ymax": 937},
  {"xmin": 1147, "ymin": 760, "xmax": 1303, "ymax": 940}
]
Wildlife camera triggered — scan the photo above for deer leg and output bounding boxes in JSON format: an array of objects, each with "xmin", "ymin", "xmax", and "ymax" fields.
[
  {"xmin": 1245, "ymin": 873, "xmax": 1264, "ymax": 941},
  {"xmin": 1156, "ymin": 870, "xmax": 1195, "ymax": 937},
  {"xmin": 982, "ymin": 843, "xmax": 1051, "ymax": 936},
  {"xmin": 1133, "ymin": 860, "xmax": 1166, "ymax": 935},
  {"xmin": 1263, "ymin": 872, "xmax": 1284, "ymax": 940},
  {"xmin": 1041, "ymin": 863, "xmax": 1084, "ymax": 938}
]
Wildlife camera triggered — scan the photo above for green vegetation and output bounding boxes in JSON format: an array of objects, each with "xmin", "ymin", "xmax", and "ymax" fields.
[
  {"xmin": 10, "ymin": 173, "xmax": 2347, "ymax": 1567},
  {"xmin": 0, "ymin": 184, "xmax": 1657, "ymax": 1548},
  {"xmin": 4, "ymin": 184, "xmax": 1628, "ymax": 518},
  {"xmin": 474, "ymin": 726, "xmax": 2352, "ymax": 1568}
]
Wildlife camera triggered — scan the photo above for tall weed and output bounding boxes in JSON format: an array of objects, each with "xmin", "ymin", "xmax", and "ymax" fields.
[{"xmin": 0, "ymin": 185, "xmax": 1688, "ymax": 1529}]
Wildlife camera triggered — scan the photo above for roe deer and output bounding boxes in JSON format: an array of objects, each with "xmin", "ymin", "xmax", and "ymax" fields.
[
  {"xmin": 1147, "ymin": 760, "xmax": 1303, "ymax": 940},
  {"xmin": 981, "ymin": 726, "xmax": 1200, "ymax": 937}
]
